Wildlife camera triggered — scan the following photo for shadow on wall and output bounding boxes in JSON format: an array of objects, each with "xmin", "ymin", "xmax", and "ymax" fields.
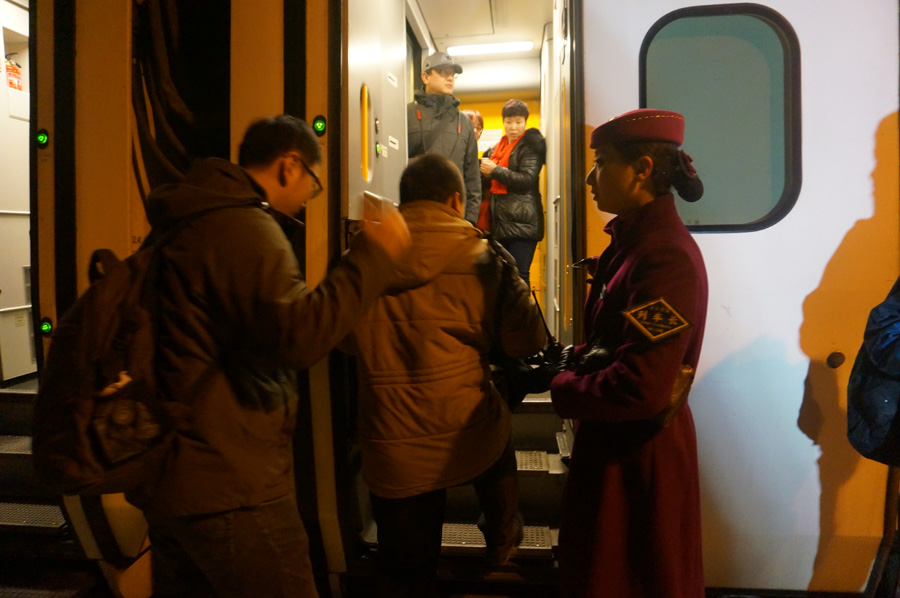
[
  {"xmin": 797, "ymin": 111, "xmax": 900, "ymax": 591},
  {"xmin": 693, "ymin": 337, "xmax": 811, "ymax": 588}
]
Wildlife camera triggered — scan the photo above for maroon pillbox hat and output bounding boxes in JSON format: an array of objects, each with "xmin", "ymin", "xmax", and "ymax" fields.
[{"xmin": 590, "ymin": 109, "xmax": 685, "ymax": 148}]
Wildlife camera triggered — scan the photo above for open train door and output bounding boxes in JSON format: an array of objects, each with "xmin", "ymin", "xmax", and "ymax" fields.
[{"xmin": 580, "ymin": 1, "xmax": 899, "ymax": 593}]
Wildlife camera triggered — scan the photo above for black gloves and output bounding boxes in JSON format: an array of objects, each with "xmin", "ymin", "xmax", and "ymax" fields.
[
  {"xmin": 495, "ymin": 340, "xmax": 615, "ymax": 407},
  {"xmin": 547, "ymin": 339, "xmax": 614, "ymax": 378},
  {"xmin": 573, "ymin": 343, "xmax": 613, "ymax": 375},
  {"xmin": 516, "ymin": 342, "xmax": 570, "ymax": 395}
]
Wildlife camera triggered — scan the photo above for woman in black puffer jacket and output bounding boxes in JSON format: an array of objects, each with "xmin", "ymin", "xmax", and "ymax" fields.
[{"xmin": 479, "ymin": 99, "xmax": 546, "ymax": 289}]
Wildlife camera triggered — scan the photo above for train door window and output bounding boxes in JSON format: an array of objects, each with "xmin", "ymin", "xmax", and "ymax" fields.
[{"xmin": 640, "ymin": 5, "xmax": 801, "ymax": 232}]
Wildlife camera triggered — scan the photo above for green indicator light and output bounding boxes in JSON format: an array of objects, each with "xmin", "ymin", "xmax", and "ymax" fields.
[
  {"xmin": 36, "ymin": 128, "xmax": 49, "ymax": 149},
  {"xmin": 40, "ymin": 318, "xmax": 53, "ymax": 336},
  {"xmin": 312, "ymin": 115, "xmax": 326, "ymax": 137}
]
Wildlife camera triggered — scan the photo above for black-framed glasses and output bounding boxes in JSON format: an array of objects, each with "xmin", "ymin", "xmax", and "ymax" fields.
[
  {"xmin": 288, "ymin": 153, "xmax": 323, "ymax": 198},
  {"xmin": 300, "ymin": 159, "xmax": 323, "ymax": 198}
]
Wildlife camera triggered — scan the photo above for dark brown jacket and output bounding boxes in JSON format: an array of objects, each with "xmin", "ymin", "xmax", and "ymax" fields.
[{"xmin": 128, "ymin": 158, "xmax": 396, "ymax": 517}]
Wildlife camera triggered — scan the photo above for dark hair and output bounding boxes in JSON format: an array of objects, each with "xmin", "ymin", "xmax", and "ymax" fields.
[
  {"xmin": 238, "ymin": 115, "xmax": 321, "ymax": 168},
  {"xmin": 501, "ymin": 99, "xmax": 529, "ymax": 120},
  {"xmin": 400, "ymin": 154, "xmax": 464, "ymax": 205},
  {"xmin": 617, "ymin": 141, "xmax": 704, "ymax": 202},
  {"xmin": 462, "ymin": 109, "xmax": 484, "ymax": 130}
]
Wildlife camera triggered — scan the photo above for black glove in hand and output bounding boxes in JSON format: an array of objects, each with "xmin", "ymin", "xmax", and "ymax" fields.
[
  {"xmin": 557, "ymin": 345, "xmax": 575, "ymax": 372},
  {"xmin": 519, "ymin": 343, "xmax": 568, "ymax": 395},
  {"xmin": 574, "ymin": 344, "xmax": 612, "ymax": 375}
]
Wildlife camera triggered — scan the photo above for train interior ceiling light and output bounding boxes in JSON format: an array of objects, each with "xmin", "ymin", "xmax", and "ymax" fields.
[{"xmin": 446, "ymin": 41, "xmax": 535, "ymax": 56}]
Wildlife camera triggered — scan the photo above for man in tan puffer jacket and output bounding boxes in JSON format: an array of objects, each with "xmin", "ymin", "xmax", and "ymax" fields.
[{"xmin": 344, "ymin": 153, "xmax": 547, "ymax": 598}]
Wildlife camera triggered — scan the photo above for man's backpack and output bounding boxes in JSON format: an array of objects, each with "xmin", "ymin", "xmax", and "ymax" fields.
[
  {"xmin": 847, "ymin": 277, "xmax": 900, "ymax": 466},
  {"xmin": 32, "ymin": 227, "xmax": 185, "ymax": 496}
]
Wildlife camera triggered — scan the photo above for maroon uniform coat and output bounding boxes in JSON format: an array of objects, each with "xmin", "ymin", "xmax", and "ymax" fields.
[{"xmin": 550, "ymin": 195, "xmax": 707, "ymax": 598}]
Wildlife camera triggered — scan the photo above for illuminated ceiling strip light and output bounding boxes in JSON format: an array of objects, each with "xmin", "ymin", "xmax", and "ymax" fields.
[{"xmin": 446, "ymin": 41, "xmax": 534, "ymax": 56}]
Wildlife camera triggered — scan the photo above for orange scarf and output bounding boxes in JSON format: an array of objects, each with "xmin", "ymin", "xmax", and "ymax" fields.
[{"xmin": 489, "ymin": 135, "xmax": 522, "ymax": 196}]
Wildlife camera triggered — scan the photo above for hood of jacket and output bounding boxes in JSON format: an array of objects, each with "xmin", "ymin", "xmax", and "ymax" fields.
[
  {"xmin": 391, "ymin": 200, "xmax": 483, "ymax": 289},
  {"xmin": 145, "ymin": 158, "xmax": 266, "ymax": 230},
  {"xmin": 413, "ymin": 89, "xmax": 461, "ymax": 116},
  {"xmin": 517, "ymin": 127, "xmax": 546, "ymax": 157}
]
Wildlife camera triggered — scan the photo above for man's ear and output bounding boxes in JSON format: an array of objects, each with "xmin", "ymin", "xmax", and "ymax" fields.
[
  {"xmin": 446, "ymin": 191, "xmax": 463, "ymax": 215},
  {"xmin": 421, "ymin": 71, "xmax": 429, "ymax": 86},
  {"xmin": 278, "ymin": 160, "xmax": 288, "ymax": 187}
]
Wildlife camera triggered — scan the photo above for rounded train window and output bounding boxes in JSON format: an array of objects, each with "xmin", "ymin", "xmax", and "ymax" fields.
[{"xmin": 640, "ymin": 4, "xmax": 801, "ymax": 232}]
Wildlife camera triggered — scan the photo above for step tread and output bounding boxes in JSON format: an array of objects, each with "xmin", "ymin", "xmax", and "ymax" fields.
[
  {"xmin": 0, "ymin": 434, "xmax": 32, "ymax": 455},
  {"xmin": 441, "ymin": 523, "xmax": 554, "ymax": 558},
  {"xmin": 0, "ymin": 376, "xmax": 39, "ymax": 395},
  {"xmin": 360, "ymin": 521, "xmax": 555, "ymax": 559},
  {"xmin": 515, "ymin": 450, "xmax": 567, "ymax": 475},
  {"xmin": 516, "ymin": 394, "xmax": 555, "ymax": 415},
  {"xmin": 515, "ymin": 450, "xmax": 549, "ymax": 472},
  {"xmin": 0, "ymin": 501, "xmax": 66, "ymax": 532},
  {"xmin": 555, "ymin": 431, "xmax": 572, "ymax": 461}
]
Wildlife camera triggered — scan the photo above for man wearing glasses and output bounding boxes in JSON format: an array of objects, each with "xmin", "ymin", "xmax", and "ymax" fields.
[
  {"xmin": 131, "ymin": 115, "xmax": 410, "ymax": 598},
  {"xmin": 407, "ymin": 52, "xmax": 482, "ymax": 225}
]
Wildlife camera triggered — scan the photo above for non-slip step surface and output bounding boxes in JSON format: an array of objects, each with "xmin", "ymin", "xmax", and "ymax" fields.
[
  {"xmin": 515, "ymin": 450, "xmax": 550, "ymax": 472},
  {"xmin": 0, "ymin": 502, "xmax": 66, "ymax": 534},
  {"xmin": 441, "ymin": 523, "xmax": 554, "ymax": 558},
  {"xmin": 0, "ymin": 435, "xmax": 32, "ymax": 455},
  {"xmin": 360, "ymin": 521, "xmax": 554, "ymax": 559},
  {"xmin": 0, "ymin": 376, "xmax": 38, "ymax": 395}
]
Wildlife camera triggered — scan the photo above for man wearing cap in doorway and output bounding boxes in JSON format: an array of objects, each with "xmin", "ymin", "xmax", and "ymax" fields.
[
  {"xmin": 548, "ymin": 108, "xmax": 708, "ymax": 598},
  {"xmin": 407, "ymin": 51, "xmax": 482, "ymax": 225}
]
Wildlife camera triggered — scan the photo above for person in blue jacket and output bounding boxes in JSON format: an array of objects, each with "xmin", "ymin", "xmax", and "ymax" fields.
[{"xmin": 848, "ymin": 276, "xmax": 900, "ymax": 465}]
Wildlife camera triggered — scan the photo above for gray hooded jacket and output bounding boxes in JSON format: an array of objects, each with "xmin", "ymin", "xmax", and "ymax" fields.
[{"xmin": 407, "ymin": 90, "xmax": 482, "ymax": 224}]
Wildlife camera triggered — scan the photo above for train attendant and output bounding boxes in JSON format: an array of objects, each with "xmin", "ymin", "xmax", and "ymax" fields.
[{"xmin": 550, "ymin": 109, "xmax": 708, "ymax": 598}]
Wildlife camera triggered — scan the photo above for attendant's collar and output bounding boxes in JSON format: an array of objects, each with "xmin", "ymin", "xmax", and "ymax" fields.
[{"xmin": 604, "ymin": 194, "xmax": 675, "ymax": 243}]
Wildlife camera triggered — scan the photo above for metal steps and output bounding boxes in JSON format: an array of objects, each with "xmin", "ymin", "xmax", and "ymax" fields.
[
  {"xmin": 0, "ymin": 376, "xmax": 38, "ymax": 437},
  {"xmin": 0, "ymin": 378, "xmax": 85, "ymax": 562},
  {"xmin": 359, "ymin": 440, "xmax": 565, "ymax": 564},
  {"xmin": 0, "ymin": 501, "xmax": 67, "ymax": 535},
  {"xmin": 440, "ymin": 523, "xmax": 554, "ymax": 559},
  {"xmin": 0, "ymin": 435, "xmax": 55, "ymax": 499},
  {"xmin": 359, "ymin": 520, "xmax": 556, "ymax": 560},
  {"xmin": 515, "ymin": 449, "xmax": 567, "ymax": 475}
]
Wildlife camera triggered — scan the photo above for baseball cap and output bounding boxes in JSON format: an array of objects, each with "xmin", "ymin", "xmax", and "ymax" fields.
[{"xmin": 422, "ymin": 52, "xmax": 463, "ymax": 75}]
